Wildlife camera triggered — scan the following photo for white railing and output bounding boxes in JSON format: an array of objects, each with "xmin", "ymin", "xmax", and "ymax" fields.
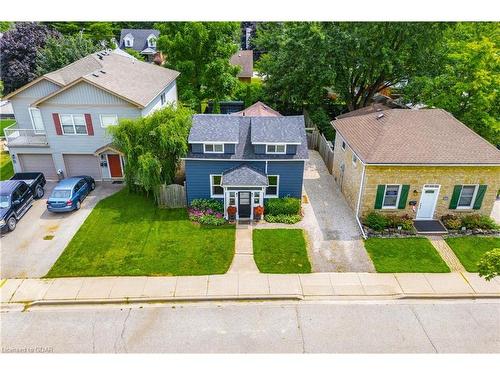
[{"xmin": 3, "ymin": 122, "xmax": 48, "ymax": 146}]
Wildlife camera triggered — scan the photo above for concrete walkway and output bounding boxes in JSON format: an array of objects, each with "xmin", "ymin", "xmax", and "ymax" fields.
[
  {"xmin": 2, "ymin": 272, "xmax": 499, "ymax": 307},
  {"xmin": 427, "ymin": 236, "xmax": 466, "ymax": 272},
  {"xmin": 228, "ymin": 222, "xmax": 259, "ymax": 273}
]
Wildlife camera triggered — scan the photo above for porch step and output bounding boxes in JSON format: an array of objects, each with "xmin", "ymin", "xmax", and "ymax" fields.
[{"xmin": 413, "ymin": 220, "xmax": 448, "ymax": 234}]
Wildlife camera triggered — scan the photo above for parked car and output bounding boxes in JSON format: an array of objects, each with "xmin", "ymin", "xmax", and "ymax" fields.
[
  {"xmin": 10, "ymin": 172, "xmax": 46, "ymax": 199},
  {"xmin": 46, "ymin": 176, "xmax": 96, "ymax": 213},
  {"xmin": 0, "ymin": 180, "xmax": 36, "ymax": 232}
]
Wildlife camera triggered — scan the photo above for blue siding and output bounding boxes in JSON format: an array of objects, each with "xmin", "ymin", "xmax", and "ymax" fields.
[
  {"xmin": 185, "ymin": 160, "xmax": 266, "ymax": 204},
  {"xmin": 224, "ymin": 144, "xmax": 235, "ymax": 154},
  {"xmin": 286, "ymin": 144, "xmax": 297, "ymax": 155},
  {"xmin": 267, "ymin": 160, "xmax": 304, "ymax": 198},
  {"xmin": 191, "ymin": 144, "xmax": 203, "ymax": 153},
  {"xmin": 185, "ymin": 159, "xmax": 305, "ymax": 203},
  {"xmin": 254, "ymin": 144, "xmax": 266, "ymax": 154}
]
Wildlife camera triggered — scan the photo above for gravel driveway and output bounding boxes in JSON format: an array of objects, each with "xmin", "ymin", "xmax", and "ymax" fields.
[
  {"xmin": 302, "ymin": 151, "xmax": 375, "ymax": 272},
  {"xmin": 1, "ymin": 182, "xmax": 123, "ymax": 278}
]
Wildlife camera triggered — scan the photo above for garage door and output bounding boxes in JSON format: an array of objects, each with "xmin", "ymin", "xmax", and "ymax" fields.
[
  {"xmin": 63, "ymin": 154, "xmax": 102, "ymax": 180},
  {"xmin": 18, "ymin": 154, "xmax": 57, "ymax": 180}
]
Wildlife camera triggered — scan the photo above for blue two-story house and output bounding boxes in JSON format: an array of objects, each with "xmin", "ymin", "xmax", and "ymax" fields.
[{"xmin": 184, "ymin": 114, "xmax": 309, "ymax": 220}]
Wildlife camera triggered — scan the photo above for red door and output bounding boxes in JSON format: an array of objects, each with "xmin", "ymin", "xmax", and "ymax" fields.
[{"xmin": 108, "ymin": 154, "xmax": 123, "ymax": 178}]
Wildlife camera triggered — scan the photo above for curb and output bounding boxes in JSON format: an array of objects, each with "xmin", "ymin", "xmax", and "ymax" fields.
[{"xmin": 3, "ymin": 293, "xmax": 500, "ymax": 310}]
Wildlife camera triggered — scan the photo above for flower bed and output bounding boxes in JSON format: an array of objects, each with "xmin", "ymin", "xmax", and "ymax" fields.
[
  {"xmin": 188, "ymin": 198, "xmax": 226, "ymax": 226},
  {"xmin": 363, "ymin": 211, "xmax": 417, "ymax": 237},
  {"xmin": 264, "ymin": 197, "xmax": 302, "ymax": 224},
  {"xmin": 441, "ymin": 213, "xmax": 499, "ymax": 231}
]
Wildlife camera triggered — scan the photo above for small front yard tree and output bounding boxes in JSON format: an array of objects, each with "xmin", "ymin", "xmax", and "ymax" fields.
[
  {"xmin": 108, "ymin": 105, "xmax": 193, "ymax": 201},
  {"xmin": 477, "ymin": 248, "xmax": 500, "ymax": 281}
]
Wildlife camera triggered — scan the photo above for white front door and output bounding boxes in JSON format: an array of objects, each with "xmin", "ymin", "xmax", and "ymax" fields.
[
  {"xmin": 416, "ymin": 185, "xmax": 440, "ymax": 220},
  {"xmin": 29, "ymin": 108, "xmax": 45, "ymax": 134}
]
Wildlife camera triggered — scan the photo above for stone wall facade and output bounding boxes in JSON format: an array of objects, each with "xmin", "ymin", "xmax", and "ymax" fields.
[
  {"xmin": 359, "ymin": 165, "xmax": 500, "ymax": 219},
  {"xmin": 331, "ymin": 134, "xmax": 363, "ymax": 212}
]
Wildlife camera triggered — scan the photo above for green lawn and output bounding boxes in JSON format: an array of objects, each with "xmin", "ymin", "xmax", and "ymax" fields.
[
  {"xmin": 253, "ymin": 229, "xmax": 311, "ymax": 273},
  {"xmin": 46, "ymin": 189, "xmax": 235, "ymax": 277},
  {"xmin": 0, "ymin": 119, "xmax": 15, "ymax": 135},
  {"xmin": 445, "ymin": 236, "xmax": 500, "ymax": 272},
  {"xmin": 0, "ymin": 152, "xmax": 14, "ymax": 180},
  {"xmin": 364, "ymin": 238, "xmax": 450, "ymax": 273}
]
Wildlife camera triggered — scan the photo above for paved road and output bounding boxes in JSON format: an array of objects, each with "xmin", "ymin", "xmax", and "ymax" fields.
[
  {"xmin": 0, "ymin": 182, "xmax": 122, "ymax": 279},
  {"xmin": 2, "ymin": 300, "xmax": 499, "ymax": 353}
]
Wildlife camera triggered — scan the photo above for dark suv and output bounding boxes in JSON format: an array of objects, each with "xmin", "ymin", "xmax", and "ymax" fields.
[{"xmin": 0, "ymin": 181, "xmax": 36, "ymax": 232}]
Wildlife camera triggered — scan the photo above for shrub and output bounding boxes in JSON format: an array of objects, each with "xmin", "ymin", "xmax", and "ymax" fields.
[
  {"xmin": 442, "ymin": 214, "xmax": 462, "ymax": 230},
  {"xmin": 190, "ymin": 198, "xmax": 224, "ymax": 213},
  {"xmin": 478, "ymin": 248, "xmax": 500, "ymax": 281},
  {"xmin": 265, "ymin": 197, "xmax": 301, "ymax": 216},
  {"xmin": 461, "ymin": 214, "xmax": 499, "ymax": 230},
  {"xmin": 265, "ymin": 214, "xmax": 302, "ymax": 224},
  {"xmin": 363, "ymin": 211, "xmax": 388, "ymax": 231},
  {"xmin": 198, "ymin": 214, "xmax": 226, "ymax": 226}
]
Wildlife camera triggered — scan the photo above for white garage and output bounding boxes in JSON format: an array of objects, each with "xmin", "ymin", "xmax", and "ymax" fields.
[
  {"xmin": 63, "ymin": 154, "xmax": 102, "ymax": 180},
  {"xmin": 18, "ymin": 154, "xmax": 58, "ymax": 180}
]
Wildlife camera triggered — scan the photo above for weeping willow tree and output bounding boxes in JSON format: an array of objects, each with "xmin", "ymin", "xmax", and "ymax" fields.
[{"xmin": 108, "ymin": 105, "xmax": 193, "ymax": 201}]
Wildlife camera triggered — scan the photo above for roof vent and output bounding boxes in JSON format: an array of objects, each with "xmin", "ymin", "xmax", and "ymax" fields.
[
  {"xmin": 376, "ymin": 113, "xmax": 385, "ymax": 120},
  {"xmin": 99, "ymin": 70, "xmax": 106, "ymax": 74},
  {"xmin": 97, "ymin": 54, "xmax": 103, "ymax": 60},
  {"xmin": 92, "ymin": 73, "xmax": 99, "ymax": 77}
]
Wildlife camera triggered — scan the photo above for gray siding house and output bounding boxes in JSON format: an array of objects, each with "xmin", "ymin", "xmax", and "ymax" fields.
[
  {"xmin": 184, "ymin": 114, "xmax": 309, "ymax": 220},
  {"xmin": 3, "ymin": 49, "xmax": 179, "ymax": 180}
]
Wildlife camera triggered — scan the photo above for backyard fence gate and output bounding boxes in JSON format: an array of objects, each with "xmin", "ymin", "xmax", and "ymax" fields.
[{"xmin": 158, "ymin": 183, "xmax": 186, "ymax": 208}]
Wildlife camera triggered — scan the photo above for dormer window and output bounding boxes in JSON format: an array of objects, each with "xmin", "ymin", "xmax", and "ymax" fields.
[
  {"xmin": 204, "ymin": 143, "xmax": 224, "ymax": 153},
  {"xmin": 124, "ymin": 34, "xmax": 134, "ymax": 48},
  {"xmin": 147, "ymin": 35, "xmax": 157, "ymax": 48},
  {"xmin": 266, "ymin": 144, "xmax": 286, "ymax": 154}
]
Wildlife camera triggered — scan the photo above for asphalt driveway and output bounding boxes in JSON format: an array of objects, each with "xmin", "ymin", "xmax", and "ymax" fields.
[
  {"xmin": 1, "ymin": 182, "xmax": 123, "ymax": 278},
  {"xmin": 302, "ymin": 151, "xmax": 375, "ymax": 272}
]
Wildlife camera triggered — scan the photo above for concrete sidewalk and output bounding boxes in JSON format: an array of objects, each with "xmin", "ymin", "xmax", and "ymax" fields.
[{"xmin": 1, "ymin": 272, "xmax": 499, "ymax": 307}]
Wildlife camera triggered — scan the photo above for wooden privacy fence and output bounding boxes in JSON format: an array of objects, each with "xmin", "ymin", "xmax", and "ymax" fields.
[
  {"xmin": 158, "ymin": 183, "xmax": 186, "ymax": 208},
  {"xmin": 307, "ymin": 128, "xmax": 334, "ymax": 174}
]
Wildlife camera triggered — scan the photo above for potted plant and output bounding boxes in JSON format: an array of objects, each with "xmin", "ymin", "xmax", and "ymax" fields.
[
  {"xmin": 227, "ymin": 205, "xmax": 237, "ymax": 222},
  {"xmin": 254, "ymin": 205, "xmax": 264, "ymax": 221}
]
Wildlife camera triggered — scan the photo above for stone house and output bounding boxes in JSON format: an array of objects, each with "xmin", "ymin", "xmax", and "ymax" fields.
[{"xmin": 331, "ymin": 108, "xmax": 500, "ymax": 231}]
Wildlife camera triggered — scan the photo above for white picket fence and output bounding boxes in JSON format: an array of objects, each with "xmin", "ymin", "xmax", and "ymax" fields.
[
  {"xmin": 158, "ymin": 183, "xmax": 186, "ymax": 208},
  {"xmin": 307, "ymin": 128, "xmax": 334, "ymax": 174}
]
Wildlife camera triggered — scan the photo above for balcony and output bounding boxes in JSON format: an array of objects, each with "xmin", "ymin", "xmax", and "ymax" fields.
[{"xmin": 3, "ymin": 122, "xmax": 48, "ymax": 147}]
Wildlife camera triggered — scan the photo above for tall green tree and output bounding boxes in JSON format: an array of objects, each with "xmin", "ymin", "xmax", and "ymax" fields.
[
  {"xmin": 108, "ymin": 105, "xmax": 193, "ymax": 200},
  {"xmin": 255, "ymin": 22, "xmax": 448, "ymax": 114},
  {"xmin": 404, "ymin": 23, "xmax": 500, "ymax": 146},
  {"xmin": 36, "ymin": 33, "xmax": 101, "ymax": 76},
  {"xmin": 155, "ymin": 22, "xmax": 240, "ymax": 111},
  {"xmin": 43, "ymin": 22, "xmax": 116, "ymax": 46}
]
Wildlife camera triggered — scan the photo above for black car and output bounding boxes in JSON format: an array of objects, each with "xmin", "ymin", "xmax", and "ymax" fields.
[{"xmin": 0, "ymin": 181, "xmax": 36, "ymax": 232}]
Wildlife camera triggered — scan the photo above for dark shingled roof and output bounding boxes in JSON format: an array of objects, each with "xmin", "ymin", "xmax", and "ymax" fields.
[
  {"xmin": 186, "ymin": 115, "xmax": 308, "ymax": 161},
  {"xmin": 188, "ymin": 115, "xmax": 241, "ymax": 143},
  {"xmin": 119, "ymin": 29, "xmax": 160, "ymax": 53},
  {"xmin": 251, "ymin": 116, "xmax": 304, "ymax": 144},
  {"xmin": 222, "ymin": 164, "xmax": 268, "ymax": 186}
]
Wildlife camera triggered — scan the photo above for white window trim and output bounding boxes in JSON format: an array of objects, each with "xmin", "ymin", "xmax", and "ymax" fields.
[
  {"xmin": 204, "ymin": 143, "xmax": 225, "ymax": 154},
  {"xmin": 60, "ymin": 114, "xmax": 88, "ymax": 136},
  {"xmin": 100, "ymin": 114, "xmax": 119, "ymax": 128},
  {"xmin": 29, "ymin": 107, "xmax": 45, "ymax": 134},
  {"xmin": 352, "ymin": 153, "xmax": 358, "ymax": 167},
  {"xmin": 124, "ymin": 35, "xmax": 134, "ymax": 47},
  {"xmin": 210, "ymin": 174, "xmax": 224, "ymax": 198},
  {"xmin": 147, "ymin": 35, "xmax": 157, "ymax": 48},
  {"xmin": 265, "ymin": 175, "xmax": 279, "ymax": 198},
  {"xmin": 382, "ymin": 184, "xmax": 402, "ymax": 209},
  {"xmin": 266, "ymin": 144, "xmax": 287, "ymax": 155},
  {"xmin": 456, "ymin": 184, "xmax": 479, "ymax": 209},
  {"xmin": 160, "ymin": 92, "xmax": 166, "ymax": 106}
]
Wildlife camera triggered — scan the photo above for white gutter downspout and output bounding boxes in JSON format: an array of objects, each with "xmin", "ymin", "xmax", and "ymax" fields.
[{"xmin": 355, "ymin": 163, "xmax": 367, "ymax": 239}]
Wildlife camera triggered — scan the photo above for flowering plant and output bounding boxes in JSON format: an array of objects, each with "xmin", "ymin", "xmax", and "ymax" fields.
[
  {"xmin": 188, "ymin": 207, "xmax": 225, "ymax": 226},
  {"xmin": 227, "ymin": 206, "xmax": 237, "ymax": 216},
  {"xmin": 254, "ymin": 205, "xmax": 264, "ymax": 216}
]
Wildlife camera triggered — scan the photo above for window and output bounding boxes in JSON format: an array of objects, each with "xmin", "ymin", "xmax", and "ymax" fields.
[
  {"xmin": 29, "ymin": 107, "xmax": 45, "ymax": 133},
  {"xmin": 266, "ymin": 175, "xmax": 279, "ymax": 197},
  {"xmin": 100, "ymin": 114, "xmax": 118, "ymax": 128},
  {"xmin": 228, "ymin": 191, "xmax": 236, "ymax": 206},
  {"xmin": 341, "ymin": 141, "xmax": 346, "ymax": 151},
  {"xmin": 124, "ymin": 36, "xmax": 133, "ymax": 47},
  {"xmin": 74, "ymin": 180, "xmax": 85, "ymax": 192},
  {"xmin": 147, "ymin": 36, "xmax": 157, "ymax": 48},
  {"xmin": 382, "ymin": 185, "xmax": 401, "ymax": 209},
  {"xmin": 457, "ymin": 185, "xmax": 477, "ymax": 208},
  {"xmin": 352, "ymin": 154, "xmax": 358, "ymax": 167},
  {"xmin": 204, "ymin": 143, "xmax": 224, "ymax": 153},
  {"xmin": 160, "ymin": 93, "xmax": 166, "ymax": 105},
  {"xmin": 60, "ymin": 114, "xmax": 87, "ymax": 135},
  {"xmin": 210, "ymin": 175, "xmax": 223, "ymax": 197},
  {"xmin": 253, "ymin": 191, "xmax": 261, "ymax": 205},
  {"xmin": 266, "ymin": 144, "xmax": 286, "ymax": 154}
]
